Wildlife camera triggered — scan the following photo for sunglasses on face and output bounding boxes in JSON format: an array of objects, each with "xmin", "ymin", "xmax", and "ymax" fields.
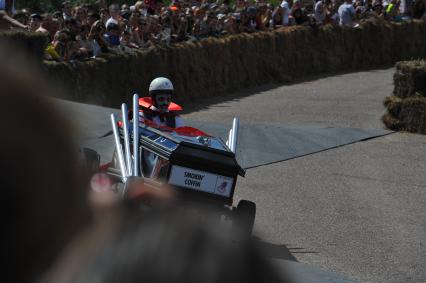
[{"xmin": 156, "ymin": 96, "xmax": 171, "ymax": 103}]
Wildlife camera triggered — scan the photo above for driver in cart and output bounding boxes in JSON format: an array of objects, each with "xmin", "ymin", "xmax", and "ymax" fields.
[
  {"xmin": 137, "ymin": 77, "xmax": 185, "ymax": 178},
  {"xmin": 138, "ymin": 77, "xmax": 185, "ymax": 128}
]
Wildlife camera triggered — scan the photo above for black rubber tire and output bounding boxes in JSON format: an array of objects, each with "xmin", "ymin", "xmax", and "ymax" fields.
[
  {"xmin": 82, "ymin": 147, "xmax": 100, "ymax": 174},
  {"xmin": 236, "ymin": 200, "xmax": 256, "ymax": 235}
]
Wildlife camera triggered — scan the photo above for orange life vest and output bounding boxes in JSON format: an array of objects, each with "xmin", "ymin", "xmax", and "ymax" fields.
[{"xmin": 138, "ymin": 97, "xmax": 183, "ymax": 128}]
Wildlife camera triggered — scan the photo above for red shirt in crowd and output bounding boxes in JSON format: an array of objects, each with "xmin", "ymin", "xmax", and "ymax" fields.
[{"xmin": 145, "ymin": 0, "xmax": 156, "ymax": 11}]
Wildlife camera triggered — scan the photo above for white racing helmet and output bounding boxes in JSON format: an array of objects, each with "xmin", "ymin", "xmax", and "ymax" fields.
[
  {"xmin": 149, "ymin": 77, "xmax": 174, "ymax": 94},
  {"xmin": 149, "ymin": 77, "xmax": 174, "ymax": 111}
]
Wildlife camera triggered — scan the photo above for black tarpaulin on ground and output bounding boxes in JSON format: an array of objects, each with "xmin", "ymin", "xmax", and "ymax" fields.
[
  {"xmin": 186, "ymin": 121, "xmax": 391, "ymax": 169},
  {"xmin": 56, "ymin": 99, "xmax": 391, "ymax": 168}
]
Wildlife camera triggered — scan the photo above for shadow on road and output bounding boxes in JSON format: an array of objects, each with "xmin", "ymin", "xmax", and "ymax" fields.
[
  {"xmin": 254, "ymin": 239, "xmax": 319, "ymax": 262},
  {"xmin": 181, "ymin": 84, "xmax": 280, "ymax": 114},
  {"xmin": 181, "ymin": 66, "xmax": 394, "ymax": 115}
]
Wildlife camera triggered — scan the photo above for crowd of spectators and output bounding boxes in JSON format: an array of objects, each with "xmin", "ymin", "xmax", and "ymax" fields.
[{"xmin": 2, "ymin": 0, "xmax": 426, "ymax": 61}]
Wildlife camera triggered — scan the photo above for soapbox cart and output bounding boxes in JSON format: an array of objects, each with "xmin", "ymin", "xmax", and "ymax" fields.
[{"xmin": 103, "ymin": 95, "xmax": 256, "ymax": 234}]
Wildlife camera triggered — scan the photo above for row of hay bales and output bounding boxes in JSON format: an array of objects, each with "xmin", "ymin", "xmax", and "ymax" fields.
[
  {"xmin": 43, "ymin": 18, "xmax": 426, "ymax": 107},
  {"xmin": 382, "ymin": 60, "xmax": 426, "ymax": 134}
]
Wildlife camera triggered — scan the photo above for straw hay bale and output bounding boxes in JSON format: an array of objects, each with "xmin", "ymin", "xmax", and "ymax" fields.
[
  {"xmin": 44, "ymin": 19, "xmax": 426, "ymax": 107},
  {"xmin": 383, "ymin": 60, "xmax": 426, "ymax": 134},
  {"xmin": 382, "ymin": 95, "xmax": 426, "ymax": 134},
  {"xmin": 394, "ymin": 60, "xmax": 426, "ymax": 98}
]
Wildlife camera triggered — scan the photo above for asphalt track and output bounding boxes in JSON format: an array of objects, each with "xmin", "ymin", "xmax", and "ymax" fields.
[
  {"xmin": 183, "ymin": 68, "xmax": 426, "ymax": 283},
  {"xmin": 59, "ymin": 68, "xmax": 425, "ymax": 282},
  {"xmin": 57, "ymin": 101, "xmax": 390, "ymax": 170}
]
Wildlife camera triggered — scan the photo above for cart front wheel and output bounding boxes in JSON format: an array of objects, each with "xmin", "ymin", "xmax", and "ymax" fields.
[{"xmin": 236, "ymin": 200, "xmax": 256, "ymax": 235}]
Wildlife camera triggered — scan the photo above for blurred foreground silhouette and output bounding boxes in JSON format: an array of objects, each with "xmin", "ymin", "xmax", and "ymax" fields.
[
  {"xmin": 1, "ymin": 43, "xmax": 290, "ymax": 283},
  {"xmin": 66, "ymin": 207, "xmax": 290, "ymax": 283},
  {"xmin": 0, "ymin": 44, "xmax": 90, "ymax": 283}
]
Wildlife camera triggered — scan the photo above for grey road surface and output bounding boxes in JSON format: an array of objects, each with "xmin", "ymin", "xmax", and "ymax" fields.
[{"xmin": 183, "ymin": 69, "xmax": 426, "ymax": 283}]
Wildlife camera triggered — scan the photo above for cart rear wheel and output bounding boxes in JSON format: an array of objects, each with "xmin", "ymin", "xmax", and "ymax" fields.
[
  {"xmin": 236, "ymin": 200, "xmax": 256, "ymax": 235},
  {"xmin": 82, "ymin": 148, "xmax": 100, "ymax": 174}
]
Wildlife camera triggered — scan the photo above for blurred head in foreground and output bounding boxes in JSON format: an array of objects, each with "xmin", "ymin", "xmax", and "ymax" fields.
[
  {"xmin": 0, "ymin": 44, "xmax": 89, "ymax": 283},
  {"xmin": 68, "ymin": 207, "xmax": 289, "ymax": 283},
  {"xmin": 0, "ymin": 44, "xmax": 291, "ymax": 283}
]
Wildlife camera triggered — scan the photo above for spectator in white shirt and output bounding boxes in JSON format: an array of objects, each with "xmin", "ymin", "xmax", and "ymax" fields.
[
  {"xmin": 315, "ymin": 0, "xmax": 326, "ymax": 23},
  {"xmin": 62, "ymin": 1, "xmax": 73, "ymax": 21},
  {"xmin": 338, "ymin": 0, "xmax": 356, "ymax": 26},
  {"xmin": 105, "ymin": 4, "xmax": 121, "ymax": 28},
  {"xmin": 280, "ymin": 0, "xmax": 291, "ymax": 25}
]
